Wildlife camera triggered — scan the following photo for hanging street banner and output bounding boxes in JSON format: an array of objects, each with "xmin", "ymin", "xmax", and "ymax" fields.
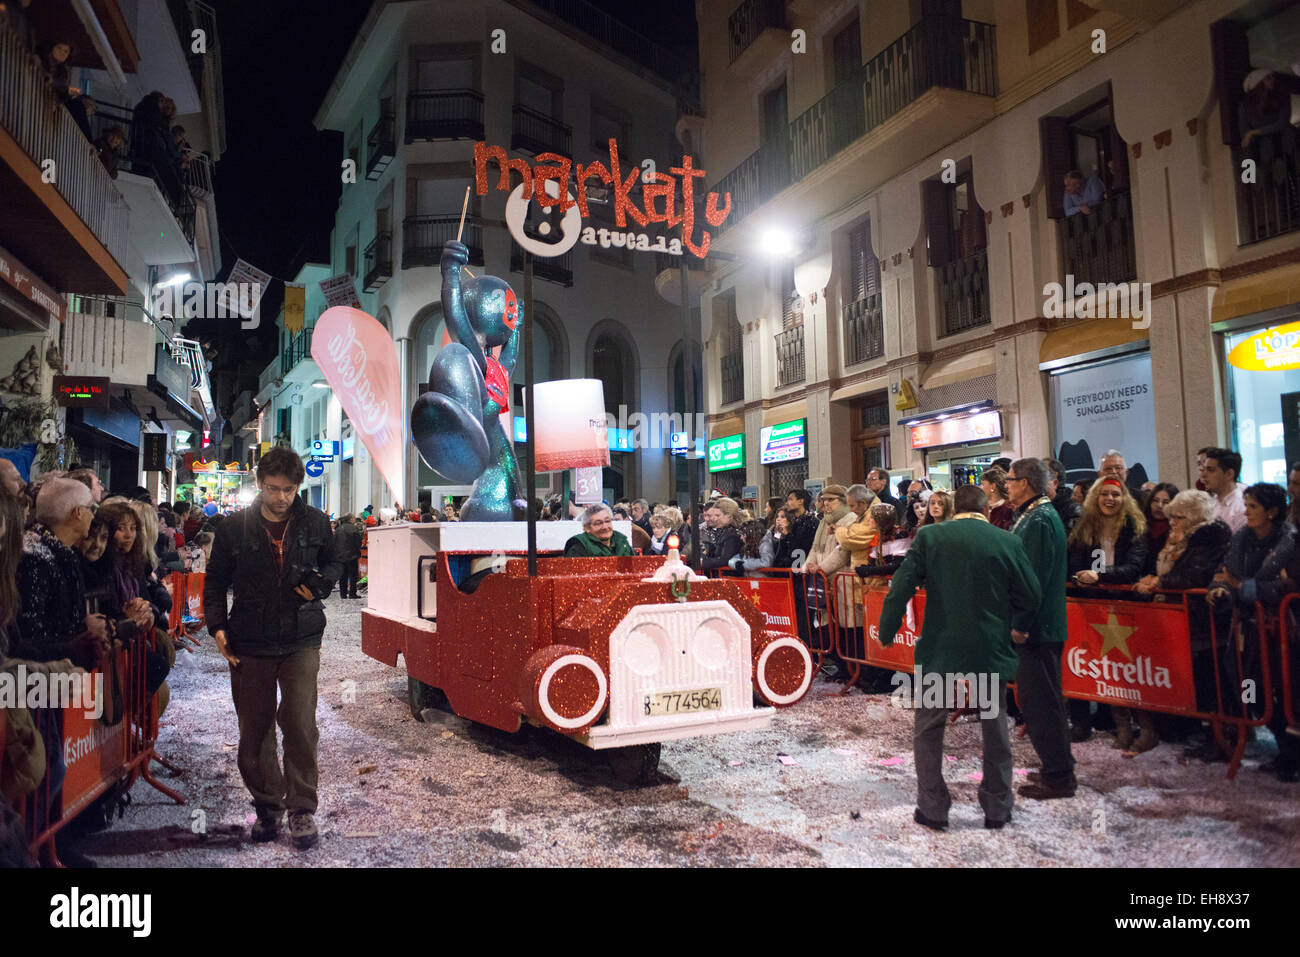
[
  {"xmin": 221, "ymin": 258, "xmax": 271, "ymax": 319},
  {"xmin": 311, "ymin": 306, "xmax": 404, "ymax": 502},
  {"xmin": 284, "ymin": 284, "xmax": 307, "ymax": 334},
  {"xmin": 320, "ymin": 274, "xmax": 362, "ymax": 310}
]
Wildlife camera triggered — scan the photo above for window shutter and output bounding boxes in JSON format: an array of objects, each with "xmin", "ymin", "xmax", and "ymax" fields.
[
  {"xmin": 850, "ymin": 219, "xmax": 879, "ymax": 301},
  {"xmin": 1211, "ymin": 18, "xmax": 1250, "ymax": 147},
  {"xmin": 922, "ymin": 179, "xmax": 953, "ymax": 267},
  {"xmin": 1040, "ymin": 115, "xmax": 1072, "ymax": 219},
  {"xmin": 1107, "ymin": 123, "xmax": 1129, "ymax": 191}
]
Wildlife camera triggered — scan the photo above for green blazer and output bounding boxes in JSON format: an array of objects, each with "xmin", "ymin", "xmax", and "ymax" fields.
[
  {"xmin": 563, "ymin": 531, "xmax": 633, "ymax": 557},
  {"xmin": 879, "ymin": 515, "xmax": 1041, "ymax": 679},
  {"xmin": 1010, "ymin": 498, "xmax": 1069, "ymax": 645}
]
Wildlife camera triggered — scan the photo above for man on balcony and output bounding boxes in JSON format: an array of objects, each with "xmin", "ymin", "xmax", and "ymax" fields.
[{"xmin": 1063, "ymin": 169, "xmax": 1105, "ymax": 217}]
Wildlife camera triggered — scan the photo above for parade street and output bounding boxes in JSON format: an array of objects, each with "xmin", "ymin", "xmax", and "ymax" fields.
[{"xmin": 79, "ymin": 594, "xmax": 1299, "ymax": 869}]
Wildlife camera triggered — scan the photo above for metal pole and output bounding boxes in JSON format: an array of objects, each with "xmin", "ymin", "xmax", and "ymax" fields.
[
  {"xmin": 680, "ymin": 257, "xmax": 700, "ymax": 573},
  {"xmin": 525, "ymin": 250, "xmax": 537, "ymax": 576}
]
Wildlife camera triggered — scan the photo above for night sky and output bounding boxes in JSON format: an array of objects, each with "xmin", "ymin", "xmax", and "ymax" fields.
[{"xmin": 205, "ymin": 0, "xmax": 696, "ymax": 367}]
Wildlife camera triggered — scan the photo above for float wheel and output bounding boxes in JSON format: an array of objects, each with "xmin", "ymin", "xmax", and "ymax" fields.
[
  {"xmin": 408, "ymin": 677, "xmax": 448, "ymax": 721},
  {"xmin": 608, "ymin": 742, "xmax": 661, "ymax": 786}
]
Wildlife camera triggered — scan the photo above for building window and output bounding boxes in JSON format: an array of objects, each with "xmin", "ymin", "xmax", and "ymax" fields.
[
  {"xmin": 769, "ymin": 459, "xmax": 808, "ymax": 499},
  {"xmin": 831, "ymin": 18, "xmax": 861, "ymax": 86}
]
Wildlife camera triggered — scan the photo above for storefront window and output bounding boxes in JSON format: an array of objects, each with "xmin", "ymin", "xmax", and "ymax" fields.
[{"xmin": 1225, "ymin": 327, "xmax": 1298, "ymax": 485}]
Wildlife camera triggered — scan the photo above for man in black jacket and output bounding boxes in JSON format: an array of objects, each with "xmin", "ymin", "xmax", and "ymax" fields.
[
  {"xmin": 783, "ymin": 488, "xmax": 819, "ymax": 566},
  {"xmin": 204, "ymin": 449, "xmax": 340, "ymax": 850},
  {"xmin": 334, "ymin": 515, "xmax": 364, "ymax": 599},
  {"xmin": 866, "ymin": 467, "xmax": 903, "ymax": 523},
  {"xmin": 1043, "ymin": 457, "xmax": 1081, "ymax": 533}
]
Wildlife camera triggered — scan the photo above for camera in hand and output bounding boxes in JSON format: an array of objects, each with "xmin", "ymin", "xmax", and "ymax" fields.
[{"xmin": 285, "ymin": 563, "xmax": 328, "ymax": 599}]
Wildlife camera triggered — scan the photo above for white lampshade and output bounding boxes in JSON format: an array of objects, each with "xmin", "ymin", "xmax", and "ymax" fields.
[{"xmin": 532, "ymin": 379, "xmax": 610, "ymax": 472}]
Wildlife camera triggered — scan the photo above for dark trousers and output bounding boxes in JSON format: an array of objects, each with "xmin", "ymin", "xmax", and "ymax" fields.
[
  {"xmin": 1015, "ymin": 643, "xmax": 1076, "ymax": 786},
  {"xmin": 229, "ymin": 648, "xmax": 320, "ymax": 814},
  {"xmin": 914, "ymin": 681, "xmax": 1012, "ymax": 823},
  {"xmin": 338, "ymin": 559, "xmax": 359, "ymax": 598}
]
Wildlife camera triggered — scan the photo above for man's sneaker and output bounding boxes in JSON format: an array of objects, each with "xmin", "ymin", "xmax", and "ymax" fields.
[
  {"xmin": 250, "ymin": 807, "xmax": 282, "ymax": 843},
  {"xmin": 289, "ymin": 811, "xmax": 318, "ymax": 849}
]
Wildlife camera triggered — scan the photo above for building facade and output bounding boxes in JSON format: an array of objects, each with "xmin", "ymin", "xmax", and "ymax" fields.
[
  {"xmin": 693, "ymin": 0, "xmax": 1300, "ymax": 498},
  {"xmin": 308, "ymin": 0, "xmax": 704, "ymax": 515}
]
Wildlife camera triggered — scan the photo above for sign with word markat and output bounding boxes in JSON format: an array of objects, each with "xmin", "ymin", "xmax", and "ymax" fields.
[
  {"xmin": 759, "ymin": 418, "xmax": 807, "ymax": 464},
  {"xmin": 707, "ymin": 433, "xmax": 745, "ymax": 473}
]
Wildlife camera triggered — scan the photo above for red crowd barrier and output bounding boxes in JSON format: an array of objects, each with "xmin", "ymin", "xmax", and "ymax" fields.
[
  {"xmin": 15, "ymin": 624, "xmax": 186, "ymax": 865},
  {"xmin": 1272, "ymin": 593, "xmax": 1300, "ymax": 733},
  {"xmin": 710, "ymin": 567, "xmax": 837, "ymax": 673}
]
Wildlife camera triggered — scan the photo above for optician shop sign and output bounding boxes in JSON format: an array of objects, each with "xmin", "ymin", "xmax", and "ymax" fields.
[
  {"xmin": 908, "ymin": 410, "xmax": 1002, "ymax": 450},
  {"xmin": 1227, "ymin": 320, "xmax": 1300, "ymax": 372},
  {"xmin": 759, "ymin": 418, "xmax": 806, "ymax": 465},
  {"xmin": 707, "ymin": 433, "xmax": 745, "ymax": 472}
]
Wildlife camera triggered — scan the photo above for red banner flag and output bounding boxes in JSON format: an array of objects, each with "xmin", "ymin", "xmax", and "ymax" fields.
[
  {"xmin": 312, "ymin": 307, "xmax": 405, "ymax": 502},
  {"xmin": 864, "ymin": 585, "xmax": 922, "ymax": 671},
  {"xmin": 1062, "ymin": 597, "xmax": 1197, "ymax": 713}
]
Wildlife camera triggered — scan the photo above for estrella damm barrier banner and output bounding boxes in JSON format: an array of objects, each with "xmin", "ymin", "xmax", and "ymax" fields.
[
  {"xmin": 863, "ymin": 586, "xmax": 922, "ymax": 671},
  {"xmin": 61, "ymin": 705, "xmax": 127, "ymax": 815},
  {"xmin": 736, "ymin": 576, "xmax": 799, "ymax": 640},
  {"xmin": 186, "ymin": 571, "xmax": 205, "ymax": 620},
  {"xmin": 1062, "ymin": 596, "xmax": 1197, "ymax": 713}
]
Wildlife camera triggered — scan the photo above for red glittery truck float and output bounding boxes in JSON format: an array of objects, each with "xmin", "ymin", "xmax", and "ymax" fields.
[{"xmin": 361, "ymin": 522, "xmax": 812, "ymax": 780}]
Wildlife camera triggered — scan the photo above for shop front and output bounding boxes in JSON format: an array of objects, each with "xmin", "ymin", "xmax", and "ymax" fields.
[
  {"xmin": 706, "ymin": 415, "xmax": 746, "ymax": 498},
  {"xmin": 760, "ymin": 404, "xmax": 809, "ymax": 499},
  {"xmin": 901, "ymin": 401, "xmax": 1005, "ymax": 490},
  {"xmin": 1220, "ymin": 307, "xmax": 1300, "ymax": 485}
]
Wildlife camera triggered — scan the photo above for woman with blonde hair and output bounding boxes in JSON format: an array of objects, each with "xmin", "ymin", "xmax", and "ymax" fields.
[
  {"xmin": 921, "ymin": 489, "xmax": 954, "ymax": 526},
  {"xmin": 701, "ymin": 497, "xmax": 744, "ymax": 571},
  {"xmin": 1067, "ymin": 477, "xmax": 1148, "ymax": 586}
]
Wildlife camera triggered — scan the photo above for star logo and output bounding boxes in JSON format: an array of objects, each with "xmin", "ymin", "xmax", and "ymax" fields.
[{"xmin": 1089, "ymin": 607, "xmax": 1136, "ymax": 660}]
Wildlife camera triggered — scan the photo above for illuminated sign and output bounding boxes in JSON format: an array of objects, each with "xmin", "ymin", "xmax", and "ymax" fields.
[
  {"xmin": 759, "ymin": 418, "xmax": 806, "ymax": 465},
  {"xmin": 707, "ymin": 433, "xmax": 745, "ymax": 473},
  {"xmin": 670, "ymin": 432, "xmax": 705, "ymax": 457},
  {"xmin": 909, "ymin": 411, "xmax": 1002, "ymax": 450},
  {"xmin": 310, "ymin": 440, "xmax": 340, "ymax": 457},
  {"xmin": 1227, "ymin": 320, "xmax": 1300, "ymax": 372},
  {"xmin": 53, "ymin": 376, "xmax": 110, "ymax": 408},
  {"xmin": 513, "ymin": 416, "xmax": 633, "ymax": 452}
]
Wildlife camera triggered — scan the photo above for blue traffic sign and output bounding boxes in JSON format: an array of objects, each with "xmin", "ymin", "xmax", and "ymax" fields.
[{"xmin": 304, "ymin": 459, "xmax": 325, "ymax": 477}]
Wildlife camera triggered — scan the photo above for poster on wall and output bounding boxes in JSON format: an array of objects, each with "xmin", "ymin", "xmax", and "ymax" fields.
[{"xmin": 1049, "ymin": 351, "xmax": 1158, "ymax": 489}]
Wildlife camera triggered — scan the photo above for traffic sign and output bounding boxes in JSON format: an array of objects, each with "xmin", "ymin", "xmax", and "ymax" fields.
[{"xmin": 305, "ymin": 459, "xmax": 325, "ymax": 478}]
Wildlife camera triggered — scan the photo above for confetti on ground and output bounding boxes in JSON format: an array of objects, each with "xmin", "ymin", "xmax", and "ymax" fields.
[
  {"xmin": 778, "ymin": 755, "xmax": 798, "ymax": 766},
  {"xmin": 832, "ymin": 748, "xmax": 853, "ymax": 756},
  {"xmin": 1014, "ymin": 768, "xmax": 1029, "ymax": 776},
  {"xmin": 945, "ymin": 756, "xmax": 957, "ymax": 762},
  {"xmin": 244, "ymin": 813, "xmax": 256, "ymax": 824},
  {"xmin": 728, "ymin": 760, "xmax": 742, "ymax": 766},
  {"xmin": 441, "ymin": 731, "xmax": 455, "ymax": 739},
  {"xmin": 879, "ymin": 757, "xmax": 905, "ymax": 766},
  {"xmin": 357, "ymin": 764, "xmax": 378, "ymax": 775},
  {"xmin": 967, "ymin": 772, "xmax": 984, "ymax": 782}
]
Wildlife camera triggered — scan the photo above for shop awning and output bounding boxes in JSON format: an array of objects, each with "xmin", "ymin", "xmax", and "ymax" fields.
[
  {"xmin": 1211, "ymin": 262, "xmax": 1300, "ymax": 325},
  {"xmin": 1038, "ymin": 318, "xmax": 1148, "ymax": 366},
  {"xmin": 920, "ymin": 348, "xmax": 996, "ymax": 389}
]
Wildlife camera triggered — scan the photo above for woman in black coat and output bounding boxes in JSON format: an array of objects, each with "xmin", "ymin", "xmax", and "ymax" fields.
[
  {"xmin": 700, "ymin": 497, "xmax": 744, "ymax": 572},
  {"xmin": 1067, "ymin": 478, "xmax": 1148, "ymax": 585}
]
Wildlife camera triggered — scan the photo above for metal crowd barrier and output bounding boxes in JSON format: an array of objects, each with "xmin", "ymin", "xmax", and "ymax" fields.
[
  {"xmin": 16, "ymin": 622, "xmax": 185, "ymax": 866},
  {"xmin": 708, "ymin": 566, "xmax": 837, "ymax": 673}
]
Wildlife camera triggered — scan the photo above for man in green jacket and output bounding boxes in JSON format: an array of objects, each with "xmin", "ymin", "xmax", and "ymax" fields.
[
  {"xmin": 879, "ymin": 484, "xmax": 1041, "ymax": 830},
  {"xmin": 564, "ymin": 503, "xmax": 634, "ymax": 557},
  {"xmin": 1007, "ymin": 457, "xmax": 1076, "ymax": 799}
]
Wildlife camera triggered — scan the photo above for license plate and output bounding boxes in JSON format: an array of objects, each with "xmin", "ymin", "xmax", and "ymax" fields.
[{"xmin": 643, "ymin": 687, "xmax": 722, "ymax": 717}]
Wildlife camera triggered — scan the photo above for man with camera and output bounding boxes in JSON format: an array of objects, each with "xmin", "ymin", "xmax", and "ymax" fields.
[{"xmin": 203, "ymin": 449, "xmax": 340, "ymax": 850}]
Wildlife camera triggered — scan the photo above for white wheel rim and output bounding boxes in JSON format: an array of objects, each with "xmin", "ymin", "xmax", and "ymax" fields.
[
  {"xmin": 756, "ymin": 637, "xmax": 813, "ymax": 705},
  {"xmin": 538, "ymin": 653, "xmax": 608, "ymax": 729}
]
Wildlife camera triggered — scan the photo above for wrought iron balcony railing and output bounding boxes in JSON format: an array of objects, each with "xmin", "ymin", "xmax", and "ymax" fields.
[
  {"xmin": 1058, "ymin": 190, "xmax": 1136, "ymax": 288},
  {"xmin": 713, "ymin": 17, "xmax": 997, "ymax": 232},
  {"xmin": 720, "ymin": 351, "xmax": 745, "ymax": 405},
  {"xmin": 844, "ymin": 294, "xmax": 884, "ymax": 365},
  {"xmin": 775, "ymin": 326, "xmax": 806, "ymax": 387},
  {"xmin": 403, "ymin": 215, "xmax": 485, "ymax": 269},
  {"xmin": 405, "ymin": 89, "xmax": 484, "ymax": 143},
  {"xmin": 937, "ymin": 248, "xmax": 990, "ymax": 337},
  {"xmin": 363, "ymin": 231, "xmax": 393, "ymax": 292},
  {"xmin": 367, "ymin": 112, "xmax": 395, "ymax": 179},
  {"xmin": 511, "ymin": 104, "xmax": 572, "ymax": 157},
  {"xmin": 727, "ymin": 0, "xmax": 785, "ymax": 64},
  {"xmin": 1234, "ymin": 130, "xmax": 1300, "ymax": 245}
]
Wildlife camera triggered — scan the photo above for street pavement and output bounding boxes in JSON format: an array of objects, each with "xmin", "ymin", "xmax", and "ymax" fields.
[{"xmin": 76, "ymin": 593, "xmax": 1300, "ymax": 867}]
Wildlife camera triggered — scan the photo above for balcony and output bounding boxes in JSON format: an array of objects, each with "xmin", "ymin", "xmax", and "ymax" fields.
[
  {"xmin": 363, "ymin": 231, "xmax": 393, "ymax": 293},
  {"xmin": 1058, "ymin": 190, "xmax": 1136, "ymax": 288},
  {"xmin": 844, "ymin": 294, "xmax": 884, "ymax": 365},
  {"xmin": 1234, "ymin": 131, "xmax": 1300, "ymax": 245},
  {"xmin": 712, "ymin": 17, "xmax": 997, "ymax": 236},
  {"xmin": 721, "ymin": 351, "xmax": 745, "ymax": 405},
  {"xmin": 0, "ymin": 19, "xmax": 128, "ymax": 294},
  {"xmin": 775, "ymin": 326, "xmax": 806, "ymax": 387},
  {"xmin": 367, "ymin": 112, "xmax": 395, "ymax": 180},
  {"xmin": 728, "ymin": 0, "xmax": 786, "ymax": 69},
  {"xmin": 405, "ymin": 89, "xmax": 484, "ymax": 143},
  {"xmin": 281, "ymin": 325, "xmax": 314, "ymax": 378},
  {"xmin": 403, "ymin": 215, "xmax": 484, "ymax": 269},
  {"xmin": 525, "ymin": 0, "xmax": 688, "ymax": 89},
  {"xmin": 511, "ymin": 104, "xmax": 572, "ymax": 157},
  {"xmin": 510, "ymin": 247, "xmax": 573, "ymax": 286},
  {"xmin": 937, "ymin": 248, "xmax": 990, "ymax": 337}
]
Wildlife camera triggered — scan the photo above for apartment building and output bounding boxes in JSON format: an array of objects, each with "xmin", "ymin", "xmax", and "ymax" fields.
[
  {"xmin": 694, "ymin": 0, "xmax": 1300, "ymax": 497},
  {"xmin": 0, "ymin": 0, "xmax": 225, "ymax": 500},
  {"xmin": 308, "ymin": 0, "xmax": 702, "ymax": 514}
]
